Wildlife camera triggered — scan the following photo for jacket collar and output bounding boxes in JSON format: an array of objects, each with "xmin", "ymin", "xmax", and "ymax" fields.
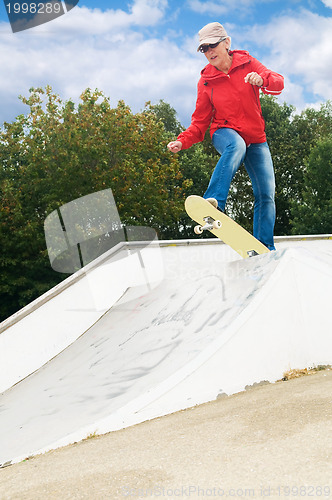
[{"xmin": 201, "ymin": 50, "xmax": 251, "ymax": 80}]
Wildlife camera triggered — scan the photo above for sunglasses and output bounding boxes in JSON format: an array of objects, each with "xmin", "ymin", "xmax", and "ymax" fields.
[{"xmin": 199, "ymin": 37, "xmax": 227, "ymax": 53}]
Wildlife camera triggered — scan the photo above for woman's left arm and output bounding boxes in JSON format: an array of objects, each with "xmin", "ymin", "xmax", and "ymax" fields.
[{"xmin": 245, "ymin": 56, "xmax": 284, "ymax": 95}]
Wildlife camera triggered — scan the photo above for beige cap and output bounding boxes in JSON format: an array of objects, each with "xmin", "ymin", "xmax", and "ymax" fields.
[{"xmin": 197, "ymin": 22, "xmax": 228, "ymax": 52}]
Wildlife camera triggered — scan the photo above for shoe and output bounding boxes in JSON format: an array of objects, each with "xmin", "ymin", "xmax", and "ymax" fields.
[{"xmin": 206, "ymin": 198, "xmax": 218, "ymax": 209}]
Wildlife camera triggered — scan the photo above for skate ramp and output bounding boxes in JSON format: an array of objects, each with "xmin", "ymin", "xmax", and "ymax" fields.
[
  {"xmin": 0, "ymin": 236, "xmax": 163, "ymax": 394},
  {"xmin": 0, "ymin": 237, "xmax": 331, "ymax": 467}
]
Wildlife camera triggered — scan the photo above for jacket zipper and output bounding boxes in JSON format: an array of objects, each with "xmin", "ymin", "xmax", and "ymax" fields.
[
  {"xmin": 251, "ymin": 85, "xmax": 265, "ymax": 127},
  {"xmin": 210, "ymin": 88, "xmax": 216, "ymax": 121}
]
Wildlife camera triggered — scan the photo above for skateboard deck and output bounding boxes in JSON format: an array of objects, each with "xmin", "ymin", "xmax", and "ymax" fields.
[{"xmin": 185, "ymin": 195, "xmax": 269, "ymax": 259}]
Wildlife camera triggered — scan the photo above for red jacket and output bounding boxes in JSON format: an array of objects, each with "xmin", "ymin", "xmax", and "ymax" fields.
[{"xmin": 177, "ymin": 50, "xmax": 284, "ymax": 149}]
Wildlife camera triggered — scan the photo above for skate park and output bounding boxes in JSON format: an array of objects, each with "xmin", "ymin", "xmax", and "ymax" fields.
[{"xmin": 0, "ymin": 230, "xmax": 331, "ymax": 470}]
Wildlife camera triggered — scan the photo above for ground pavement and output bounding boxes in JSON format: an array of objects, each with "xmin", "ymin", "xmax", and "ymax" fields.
[{"xmin": 0, "ymin": 369, "xmax": 331, "ymax": 500}]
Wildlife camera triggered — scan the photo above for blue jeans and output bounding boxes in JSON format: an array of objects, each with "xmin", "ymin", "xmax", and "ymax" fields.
[{"xmin": 204, "ymin": 128, "xmax": 276, "ymax": 250}]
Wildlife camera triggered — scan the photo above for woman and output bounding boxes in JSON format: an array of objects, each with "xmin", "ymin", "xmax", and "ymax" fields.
[{"xmin": 167, "ymin": 22, "xmax": 284, "ymax": 250}]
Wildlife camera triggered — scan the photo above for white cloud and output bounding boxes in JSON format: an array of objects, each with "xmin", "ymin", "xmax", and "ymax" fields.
[
  {"xmin": 186, "ymin": 0, "xmax": 229, "ymax": 15},
  {"xmin": 236, "ymin": 9, "xmax": 332, "ymax": 111},
  {"xmin": 321, "ymin": 0, "xmax": 332, "ymax": 8},
  {"xmin": 0, "ymin": 1, "xmax": 200, "ymax": 126},
  {"xmin": 0, "ymin": 1, "xmax": 331, "ymax": 127},
  {"xmin": 186, "ymin": 0, "xmax": 276, "ymax": 17},
  {"xmin": 37, "ymin": 0, "xmax": 168, "ymax": 35},
  {"xmin": 130, "ymin": 0, "xmax": 168, "ymax": 25}
]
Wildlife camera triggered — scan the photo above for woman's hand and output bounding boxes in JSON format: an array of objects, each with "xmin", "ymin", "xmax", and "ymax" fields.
[
  {"xmin": 244, "ymin": 72, "xmax": 263, "ymax": 87},
  {"xmin": 167, "ymin": 140, "xmax": 183, "ymax": 153}
]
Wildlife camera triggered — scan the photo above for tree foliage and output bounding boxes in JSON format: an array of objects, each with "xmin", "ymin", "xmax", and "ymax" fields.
[
  {"xmin": 0, "ymin": 86, "xmax": 331, "ymax": 322},
  {"xmin": 290, "ymin": 137, "xmax": 332, "ymax": 234},
  {"xmin": 0, "ymin": 87, "xmax": 189, "ymax": 321}
]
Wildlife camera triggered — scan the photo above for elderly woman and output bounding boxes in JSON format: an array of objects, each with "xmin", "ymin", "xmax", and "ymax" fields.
[{"xmin": 168, "ymin": 22, "xmax": 284, "ymax": 250}]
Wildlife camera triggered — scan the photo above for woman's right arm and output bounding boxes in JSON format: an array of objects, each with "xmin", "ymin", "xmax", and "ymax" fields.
[{"xmin": 169, "ymin": 79, "xmax": 214, "ymax": 151}]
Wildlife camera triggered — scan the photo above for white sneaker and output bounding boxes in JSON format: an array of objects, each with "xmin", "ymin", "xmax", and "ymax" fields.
[{"xmin": 206, "ymin": 198, "xmax": 218, "ymax": 209}]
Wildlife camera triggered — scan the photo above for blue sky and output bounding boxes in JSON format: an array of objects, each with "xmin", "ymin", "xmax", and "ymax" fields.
[{"xmin": 0, "ymin": 0, "xmax": 331, "ymax": 127}]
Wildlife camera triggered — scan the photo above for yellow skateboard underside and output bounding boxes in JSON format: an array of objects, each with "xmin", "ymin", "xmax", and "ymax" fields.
[{"xmin": 185, "ymin": 195, "xmax": 269, "ymax": 259}]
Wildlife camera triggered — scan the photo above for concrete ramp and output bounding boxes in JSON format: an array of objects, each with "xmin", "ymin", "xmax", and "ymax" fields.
[{"xmin": 0, "ymin": 237, "xmax": 331, "ymax": 467}]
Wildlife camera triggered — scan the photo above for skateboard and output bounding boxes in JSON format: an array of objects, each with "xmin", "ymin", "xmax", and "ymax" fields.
[{"xmin": 185, "ymin": 195, "xmax": 270, "ymax": 259}]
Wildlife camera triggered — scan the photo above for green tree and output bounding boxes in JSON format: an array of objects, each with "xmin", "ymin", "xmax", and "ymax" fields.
[
  {"xmin": 0, "ymin": 87, "xmax": 189, "ymax": 321},
  {"xmin": 148, "ymin": 100, "xmax": 214, "ymax": 238},
  {"xmin": 1, "ymin": 88, "xmax": 331, "ymax": 322},
  {"xmin": 242, "ymin": 96, "xmax": 332, "ymax": 236},
  {"xmin": 146, "ymin": 99, "xmax": 184, "ymax": 137},
  {"xmin": 260, "ymin": 95, "xmax": 296, "ymax": 235},
  {"xmin": 290, "ymin": 138, "xmax": 332, "ymax": 234},
  {"xmin": 147, "ymin": 97, "xmax": 332, "ymax": 238},
  {"xmin": 285, "ymin": 101, "xmax": 332, "ymax": 235}
]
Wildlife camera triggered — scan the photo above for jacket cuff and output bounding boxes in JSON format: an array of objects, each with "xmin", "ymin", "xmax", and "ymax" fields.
[
  {"xmin": 261, "ymin": 76, "xmax": 269, "ymax": 89},
  {"xmin": 176, "ymin": 134, "xmax": 190, "ymax": 150}
]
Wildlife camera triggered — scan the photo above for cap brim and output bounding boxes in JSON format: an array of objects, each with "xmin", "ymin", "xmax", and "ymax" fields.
[{"xmin": 197, "ymin": 36, "xmax": 223, "ymax": 52}]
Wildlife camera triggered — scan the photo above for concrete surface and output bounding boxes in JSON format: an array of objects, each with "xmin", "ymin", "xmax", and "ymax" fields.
[
  {"xmin": 0, "ymin": 368, "xmax": 331, "ymax": 499},
  {"xmin": 0, "ymin": 234, "xmax": 163, "ymax": 393},
  {"xmin": 0, "ymin": 237, "xmax": 331, "ymax": 469}
]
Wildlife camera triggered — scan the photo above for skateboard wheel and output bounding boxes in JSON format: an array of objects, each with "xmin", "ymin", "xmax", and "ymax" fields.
[
  {"xmin": 212, "ymin": 220, "xmax": 222, "ymax": 229},
  {"xmin": 194, "ymin": 225, "xmax": 203, "ymax": 235}
]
